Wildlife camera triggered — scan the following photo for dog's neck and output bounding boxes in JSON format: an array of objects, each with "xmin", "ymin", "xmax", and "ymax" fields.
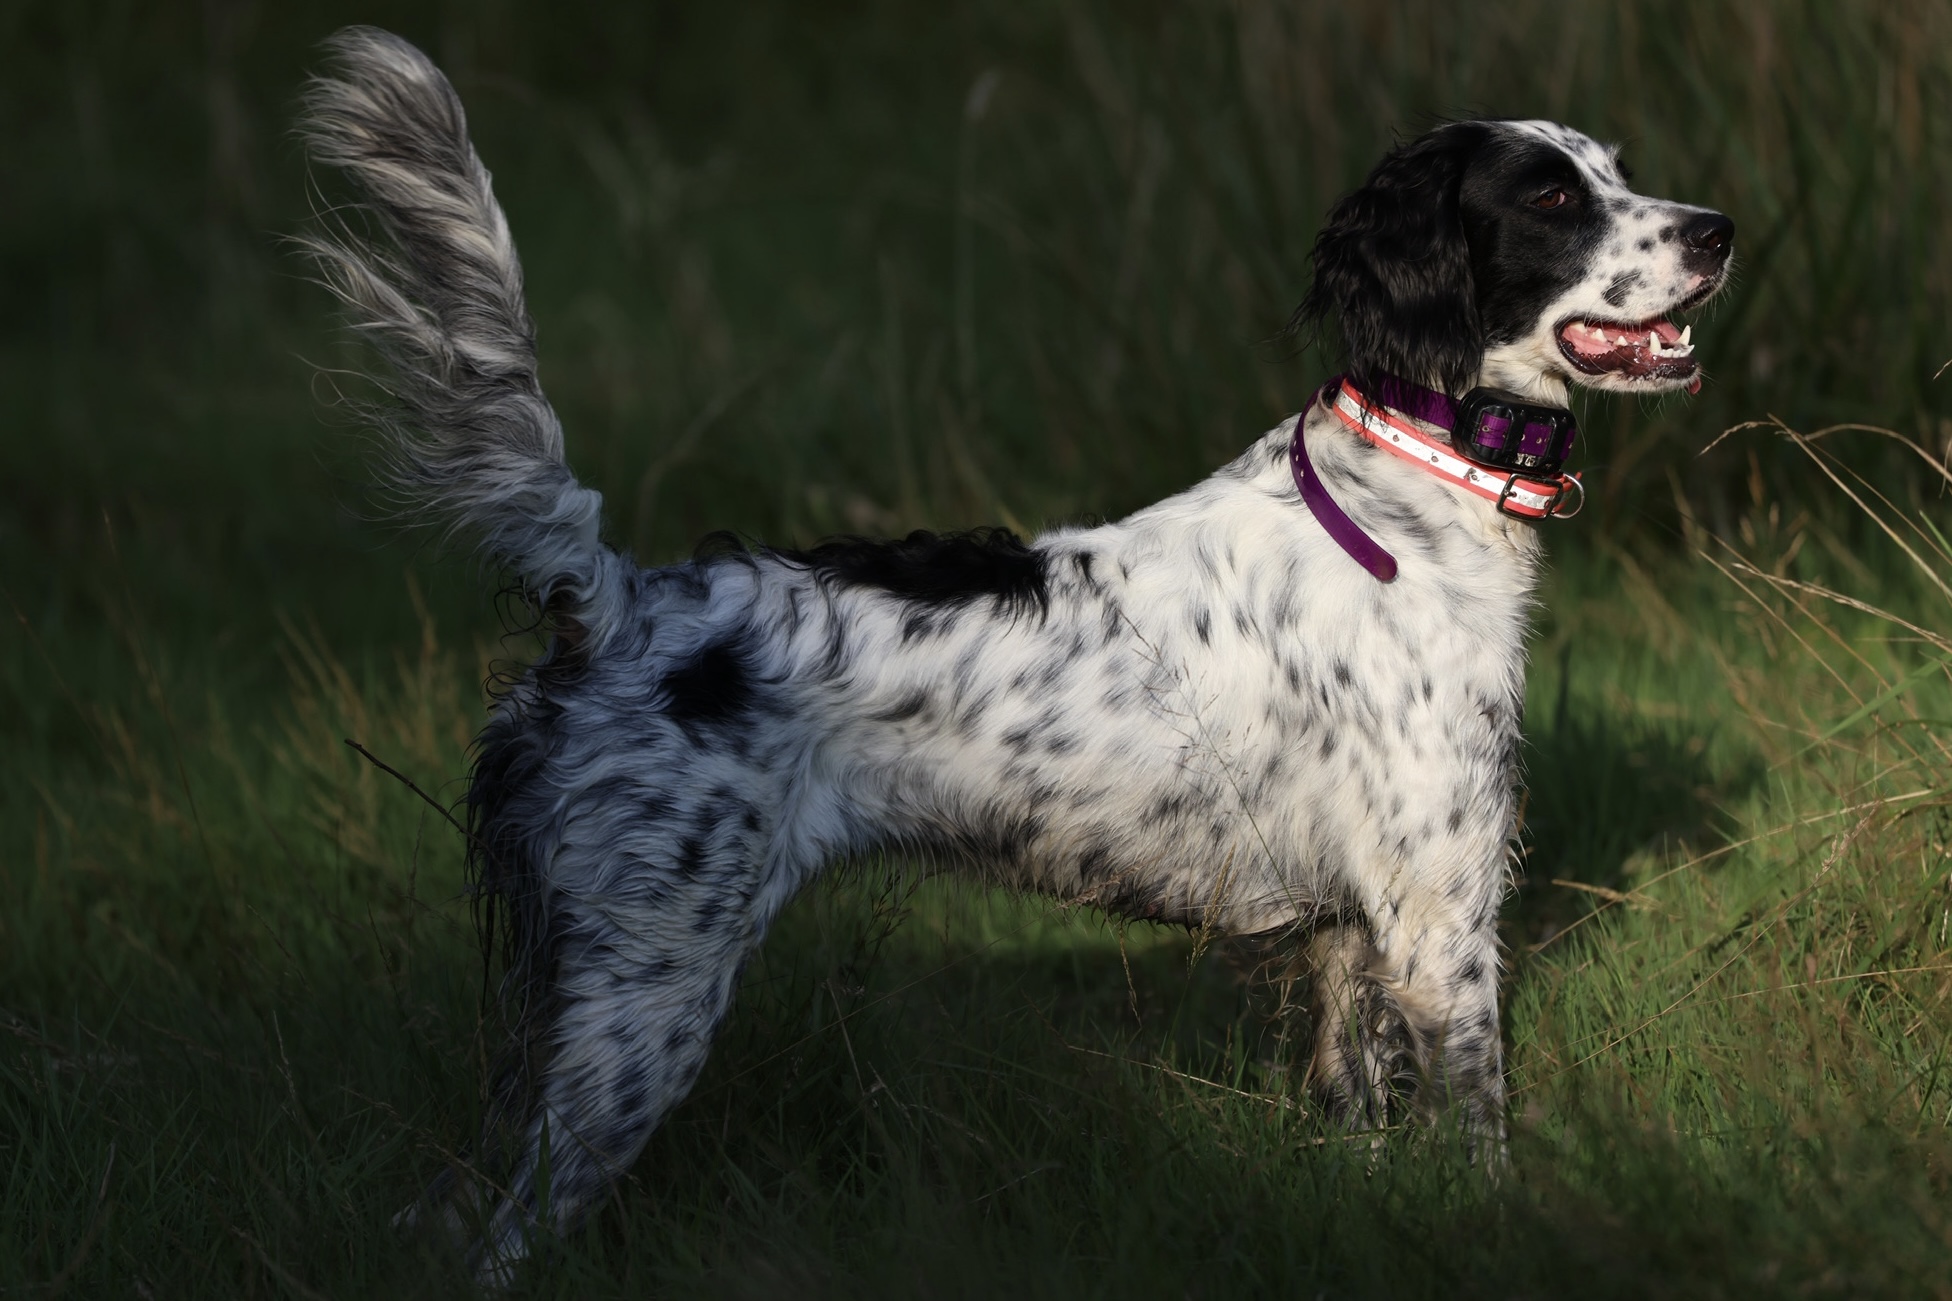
[
  {"xmin": 1473, "ymin": 346, "xmax": 1575, "ymax": 407},
  {"xmin": 1385, "ymin": 366, "xmax": 1573, "ymax": 409}
]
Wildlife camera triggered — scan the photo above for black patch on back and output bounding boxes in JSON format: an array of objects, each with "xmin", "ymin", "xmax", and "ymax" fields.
[
  {"xmin": 663, "ymin": 642, "xmax": 753, "ymax": 727},
  {"xmin": 776, "ymin": 528, "xmax": 1050, "ymax": 617}
]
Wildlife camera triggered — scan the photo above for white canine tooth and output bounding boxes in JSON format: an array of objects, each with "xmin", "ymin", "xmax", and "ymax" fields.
[
  {"xmin": 1648, "ymin": 330, "xmax": 1659, "ymax": 350},
  {"xmin": 1680, "ymin": 325, "xmax": 1692, "ymax": 346}
]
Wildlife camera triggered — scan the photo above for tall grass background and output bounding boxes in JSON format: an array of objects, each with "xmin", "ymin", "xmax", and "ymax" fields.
[{"xmin": 4, "ymin": 1, "xmax": 1950, "ymax": 1295}]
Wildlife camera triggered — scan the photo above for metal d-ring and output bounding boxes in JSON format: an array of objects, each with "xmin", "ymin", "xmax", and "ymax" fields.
[{"xmin": 1550, "ymin": 474, "xmax": 1585, "ymax": 519}]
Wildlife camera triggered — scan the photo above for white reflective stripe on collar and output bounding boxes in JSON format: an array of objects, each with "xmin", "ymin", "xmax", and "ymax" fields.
[{"xmin": 1328, "ymin": 383, "xmax": 1573, "ymax": 519}]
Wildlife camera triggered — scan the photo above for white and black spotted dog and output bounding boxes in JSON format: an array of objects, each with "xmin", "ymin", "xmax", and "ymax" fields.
[{"xmin": 299, "ymin": 27, "xmax": 1732, "ymax": 1280}]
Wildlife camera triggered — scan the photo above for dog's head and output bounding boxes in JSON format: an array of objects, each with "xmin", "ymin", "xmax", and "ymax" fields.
[{"xmin": 1298, "ymin": 120, "xmax": 1733, "ymax": 405}]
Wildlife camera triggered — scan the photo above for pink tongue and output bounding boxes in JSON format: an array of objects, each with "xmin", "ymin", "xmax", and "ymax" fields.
[{"xmin": 1565, "ymin": 327, "xmax": 1620, "ymax": 357}]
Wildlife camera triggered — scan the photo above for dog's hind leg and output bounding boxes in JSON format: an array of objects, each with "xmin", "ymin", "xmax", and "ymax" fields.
[{"xmin": 468, "ymin": 804, "xmax": 805, "ymax": 1284}]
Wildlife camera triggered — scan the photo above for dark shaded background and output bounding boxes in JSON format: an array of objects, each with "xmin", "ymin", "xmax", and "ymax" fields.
[{"xmin": 8, "ymin": 2, "xmax": 1948, "ymax": 608}]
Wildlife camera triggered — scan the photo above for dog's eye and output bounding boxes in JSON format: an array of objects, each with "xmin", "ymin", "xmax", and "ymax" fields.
[{"xmin": 1530, "ymin": 187, "xmax": 1572, "ymax": 210}]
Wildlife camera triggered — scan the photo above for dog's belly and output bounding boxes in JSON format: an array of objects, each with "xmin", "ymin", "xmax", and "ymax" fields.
[
  {"xmin": 820, "ymin": 657, "xmax": 1371, "ymax": 937},
  {"xmin": 900, "ymin": 763, "xmax": 1327, "ymax": 934}
]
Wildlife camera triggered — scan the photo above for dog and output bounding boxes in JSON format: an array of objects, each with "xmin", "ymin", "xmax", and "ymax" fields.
[{"xmin": 299, "ymin": 27, "xmax": 1732, "ymax": 1280}]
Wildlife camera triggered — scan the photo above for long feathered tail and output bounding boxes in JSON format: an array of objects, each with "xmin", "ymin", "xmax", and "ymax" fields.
[{"xmin": 299, "ymin": 27, "xmax": 617, "ymax": 635}]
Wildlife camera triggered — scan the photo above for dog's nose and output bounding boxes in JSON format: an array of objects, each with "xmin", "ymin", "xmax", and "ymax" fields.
[{"xmin": 1681, "ymin": 211, "xmax": 1734, "ymax": 260}]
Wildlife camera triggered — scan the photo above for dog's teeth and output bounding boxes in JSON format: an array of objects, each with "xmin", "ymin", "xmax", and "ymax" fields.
[
  {"xmin": 1648, "ymin": 330, "xmax": 1659, "ymax": 351},
  {"xmin": 1680, "ymin": 325, "xmax": 1692, "ymax": 346}
]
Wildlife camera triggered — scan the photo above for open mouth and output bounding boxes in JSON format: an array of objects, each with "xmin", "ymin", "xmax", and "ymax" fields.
[{"xmin": 1557, "ymin": 316, "xmax": 1702, "ymax": 394}]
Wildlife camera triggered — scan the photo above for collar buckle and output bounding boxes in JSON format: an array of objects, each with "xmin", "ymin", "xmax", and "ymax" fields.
[{"xmin": 1493, "ymin": 469, "xmax": 1584, "ymax": 520}]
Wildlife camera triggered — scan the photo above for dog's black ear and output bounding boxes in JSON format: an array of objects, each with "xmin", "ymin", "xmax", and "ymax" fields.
[{"xmin": 1297, "ymin": 124, "xmax": 1483, "ymax": 396}]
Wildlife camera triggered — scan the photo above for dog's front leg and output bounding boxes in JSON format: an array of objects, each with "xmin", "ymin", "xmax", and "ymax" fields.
[
  {"xmin": 1383, "ymin": 900, "xmax": 1509, "ymax": 1152},
  {"xmin": 1308, "ymin": 889, "xmax": 1508, "ymax": 1153}
]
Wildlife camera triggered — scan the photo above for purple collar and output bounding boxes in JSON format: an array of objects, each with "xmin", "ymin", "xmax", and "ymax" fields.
[
  {"xmin": 1363, "ymin": 374, "xmax": 1580, "ymax": 476},
  {"xmin": 1290, "ymin": 373, "xmax": 1582, "ymax": 582},
  {"xmin": 1290, "ymin": 377, "xmax": 1399, "ymax": 582},
  {"xmin": 1363, "ymin": 373, "xmax": 1460, "ymax": 428}
]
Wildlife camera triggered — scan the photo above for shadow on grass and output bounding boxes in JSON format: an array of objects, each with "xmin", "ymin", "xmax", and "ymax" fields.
[
  {"xmin": 1511, "ymin": 687, "xmax": 1763, "ymax": 954},
  {"xmin": 9, "ymin": 848, "xmax": 1938, "ymax": 1300},
  {"xmin": 527, "ymin": 881, "xmax": 1946, "ymax": 1300}
]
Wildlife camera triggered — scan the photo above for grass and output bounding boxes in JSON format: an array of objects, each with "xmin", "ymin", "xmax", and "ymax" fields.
[{"xmin": 5, "ymin": 0, "xmax": 1952, "ymax": 1295}]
